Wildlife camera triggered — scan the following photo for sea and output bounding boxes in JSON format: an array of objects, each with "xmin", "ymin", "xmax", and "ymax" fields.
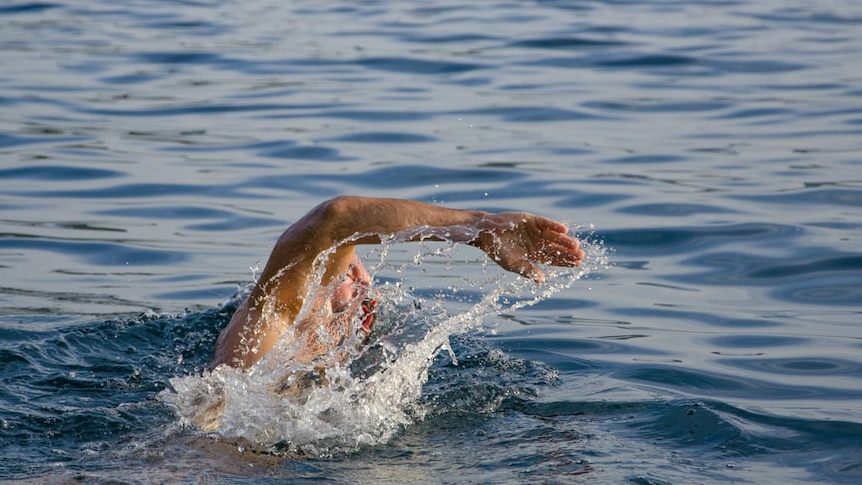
[{"xmin": 1, "ymin": 1, "xmax": 861, "ymax": 484}]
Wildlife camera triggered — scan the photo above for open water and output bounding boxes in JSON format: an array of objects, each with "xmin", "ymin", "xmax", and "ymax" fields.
[{"xmin": 1, "ymin": 1, "xmax": 861, "ymax": 484}]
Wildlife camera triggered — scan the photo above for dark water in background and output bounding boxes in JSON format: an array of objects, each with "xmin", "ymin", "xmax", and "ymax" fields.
[{"xmin": 2, "ymin": 0, "xmax": 861, "ymax": 483}]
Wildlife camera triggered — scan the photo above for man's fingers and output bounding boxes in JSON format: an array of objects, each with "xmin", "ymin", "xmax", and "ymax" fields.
[
  {"xmin": 540, "ymin": 241, "xmax": 584, "ymax": 266},
  {"xmin": 542, "ymin": 229, "xmax": 579, "ymax": 249},
  {"xmin": 523, "ymin": 262, "xmax": 545, "ymax": 284},
  {"xmin": 506, "ymin": 257, "xmax": 545, "ymax": 283},
  {"xmin": 535, "ymin": 216, "xmax": 569, "ymax": 235},
  {"xmin": 534, "ymin": 229, "xmax": 583, "ymax": 263},
  {"xmin": 531, "ymin": 268, "xmax": 546, "ymax": 284}
]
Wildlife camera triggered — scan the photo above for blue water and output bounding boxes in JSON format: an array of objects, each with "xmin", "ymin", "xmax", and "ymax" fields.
[{"xmin": 2, "ymin": 0, "xmax": 861, "ymax": 483}]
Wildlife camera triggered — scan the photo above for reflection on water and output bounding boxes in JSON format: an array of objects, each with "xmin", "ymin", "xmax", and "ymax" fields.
[{"xmin": 1, "ymin": 0, "xmax": 861, "ymax": 483}]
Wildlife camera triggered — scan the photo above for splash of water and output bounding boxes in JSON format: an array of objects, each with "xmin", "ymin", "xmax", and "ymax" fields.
[{"xmin": 160, "ymin": 232, "xmax": 609, "ymax": 456}]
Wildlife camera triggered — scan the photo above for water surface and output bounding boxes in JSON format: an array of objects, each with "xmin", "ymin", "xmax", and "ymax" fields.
[{"xmin": 1, "ymin": 0, "xmax": 861, "ymax": 483}]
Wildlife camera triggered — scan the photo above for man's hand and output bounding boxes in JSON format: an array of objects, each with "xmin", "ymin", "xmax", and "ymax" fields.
[{"xmin": 474, "ymin": 213, "xmax": 584, "ymax": 283}]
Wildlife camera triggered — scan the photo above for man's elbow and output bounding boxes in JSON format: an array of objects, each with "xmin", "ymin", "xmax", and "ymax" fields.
[
  {"xmin": 322, "ymin": 195, "xmax": 359, "ymax": 218},
  {"xmin": 307, "ymin": 195, "xmax": 367, "ymax": 239},
  {"xmin": 301, "ymin": 196, "xmax": 355, "ymax": 227}
]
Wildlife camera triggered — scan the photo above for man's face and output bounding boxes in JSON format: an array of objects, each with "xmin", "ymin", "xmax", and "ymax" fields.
[{"xmin": 330, "ymin": 254, "xmax": 371, "ymax": 313}]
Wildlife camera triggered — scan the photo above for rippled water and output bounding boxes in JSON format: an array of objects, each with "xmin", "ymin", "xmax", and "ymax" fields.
[{"xmin": 2, "ymin": 0, "xmax": 861, "ymax": 483}]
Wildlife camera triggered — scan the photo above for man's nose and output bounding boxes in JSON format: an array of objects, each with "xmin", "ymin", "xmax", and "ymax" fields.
[{"xmin": 350, "ymin": 261, "xmax": 371, "ymax": 286}]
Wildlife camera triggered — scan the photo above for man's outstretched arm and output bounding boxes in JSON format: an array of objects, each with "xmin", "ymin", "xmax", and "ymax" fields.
[
  {"xmin": 210, "ymin": 196, "xmax": 584, "ymax": 369},
  {"xmin": 304, "ymin": 196, "xmax": 582, "ymax": 278}
]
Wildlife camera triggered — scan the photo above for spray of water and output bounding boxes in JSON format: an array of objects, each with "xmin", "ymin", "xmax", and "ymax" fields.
[{"xmin": 160, "ymin": 229, "xmax": 609, "ymax": 456}]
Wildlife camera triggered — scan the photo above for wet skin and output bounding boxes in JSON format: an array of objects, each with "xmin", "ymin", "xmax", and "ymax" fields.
[{"xmin": 210, "ymin": 196, "xmax": 584, "ymax": 370}]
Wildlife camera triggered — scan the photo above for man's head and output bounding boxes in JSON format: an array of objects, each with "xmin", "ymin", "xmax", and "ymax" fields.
[
  {"xmin": 329, "ymin": 254, "xmax": 377, "ymax": 337},
  {"xmin": 330, "ymin": 254, "xmax": 372, "ymax": 313}
]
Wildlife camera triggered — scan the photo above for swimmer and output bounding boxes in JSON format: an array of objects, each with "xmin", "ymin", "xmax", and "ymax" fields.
[{"xmin": 209, "ymin": 196, "xmax": 585, "ymax": 370}]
